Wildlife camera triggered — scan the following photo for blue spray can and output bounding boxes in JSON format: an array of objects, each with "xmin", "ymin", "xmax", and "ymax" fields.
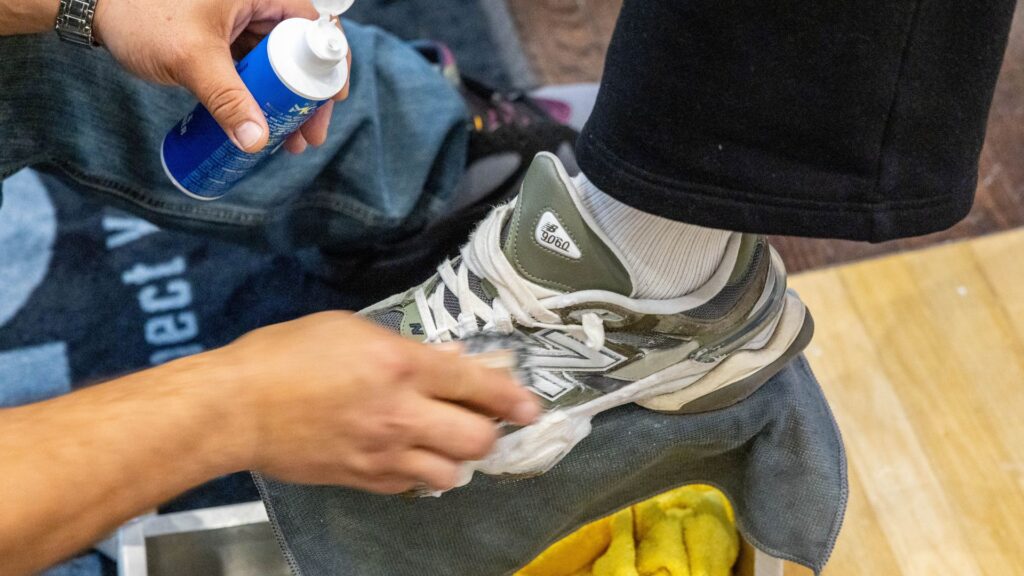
[{"xmin": 161, "ymin": 0, "xmax": 354, "ymax": 200}]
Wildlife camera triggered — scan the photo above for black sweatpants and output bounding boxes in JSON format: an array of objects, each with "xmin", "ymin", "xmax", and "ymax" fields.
[{"xmin": 577, "ymin": 0, "xmax": 1017, "ymax": 241}]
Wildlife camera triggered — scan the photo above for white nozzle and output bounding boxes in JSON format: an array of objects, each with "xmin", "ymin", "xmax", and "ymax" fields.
[
  {"xmin": 302, "ymin": 18, "xmax": 348, "ymax": 72},
  {"xmin": 303, "ymin": 0, "xmax": 353, "ymax": 72}
]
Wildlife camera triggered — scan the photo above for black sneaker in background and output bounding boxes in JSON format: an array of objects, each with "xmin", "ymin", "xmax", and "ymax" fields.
[
  {"xmin": 332, "ymin": 41, "xmax": 581, "ymax": 295},
  {"xmin": 414, "ymin": 40, "xmax": 580, "ymax": 215}
]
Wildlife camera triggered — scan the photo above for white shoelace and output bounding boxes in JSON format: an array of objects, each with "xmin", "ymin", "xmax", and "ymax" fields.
[{"xmin": 412, "ymin": 203, "xmax": 606, "ymax": 349}]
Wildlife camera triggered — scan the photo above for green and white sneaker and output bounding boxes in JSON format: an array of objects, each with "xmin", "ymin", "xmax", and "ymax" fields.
[{"xmin": 362, "ymin": 152, "xmax": 813, "ymax": 481}]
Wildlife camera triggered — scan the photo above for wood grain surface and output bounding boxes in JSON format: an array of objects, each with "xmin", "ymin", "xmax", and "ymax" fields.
[{"xmin": 782, "ymin": 229, "xmax": 1024, "ymax": 575}]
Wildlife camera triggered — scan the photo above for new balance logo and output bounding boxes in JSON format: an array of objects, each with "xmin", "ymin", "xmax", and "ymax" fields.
[
  {"xmin": 521, "ymin": 329, "xmax": 628, "ymax": 400},
  {"xmin": 535, "ymin": 211, "xmax": 581, "ymax": 259},
  {"xmin": 524, "ymin": 330, "xmax": 626, "ymax": 371}
]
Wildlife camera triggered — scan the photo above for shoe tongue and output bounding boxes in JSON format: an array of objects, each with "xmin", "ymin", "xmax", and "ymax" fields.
[{"xmin": 501, "ymin": 153, "xmax": 632, "ymax": 294}]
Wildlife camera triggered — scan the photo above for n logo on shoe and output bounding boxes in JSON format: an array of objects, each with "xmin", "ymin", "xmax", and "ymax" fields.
[
  {"xmin": 535, "ymin": 211, "xmax": 581, "ymax": 259},
  {"xmin": 522, "ymin": 329, "xmax": 627, "ymax": 400},
  {"xmin": 524, "ymin": 330, "xmax": 626, "ymax": 371}
]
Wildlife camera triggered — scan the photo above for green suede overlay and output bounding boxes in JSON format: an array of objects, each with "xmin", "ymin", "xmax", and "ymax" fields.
[{"xmin": 502, "ymin": 155, "xmax": 632, "ymax": 294}]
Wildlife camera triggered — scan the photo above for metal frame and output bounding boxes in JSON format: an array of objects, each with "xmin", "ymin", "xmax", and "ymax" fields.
[{"xmin": 96, "ymin": 502, "xmax": 269, "ymax": 576}]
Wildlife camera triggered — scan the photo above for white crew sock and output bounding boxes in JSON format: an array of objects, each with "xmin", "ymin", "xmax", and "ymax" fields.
[{"xmin": 573, "ymin": 173, "xmax": 734, "ymax": 299}]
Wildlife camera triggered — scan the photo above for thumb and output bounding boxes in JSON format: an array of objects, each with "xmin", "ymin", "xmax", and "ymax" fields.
[{"xmin": 178, "ymin": 46, "xmax": 269, "ymax": 153}]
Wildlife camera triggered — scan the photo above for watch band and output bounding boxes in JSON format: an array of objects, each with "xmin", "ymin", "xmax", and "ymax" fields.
[{"xmin": 55, "ymin": 0, "xmax": 100, "ymax": 47}]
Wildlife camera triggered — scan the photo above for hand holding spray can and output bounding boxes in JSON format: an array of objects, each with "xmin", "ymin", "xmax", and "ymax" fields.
[{"xmin": 161, "ymin": 0, "xmax": 354, "ymax": 200}]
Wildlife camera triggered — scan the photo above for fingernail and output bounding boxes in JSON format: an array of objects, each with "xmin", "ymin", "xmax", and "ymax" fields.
[
  {"xmin": 234, "ymin": 121, "xmax": 263, "ymax": 150},
  {"xmin": 510, "ymin": 400, "xmax": 540, "ymax": 425}
]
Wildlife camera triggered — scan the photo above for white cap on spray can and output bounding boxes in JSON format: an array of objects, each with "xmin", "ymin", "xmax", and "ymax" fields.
[{"xmin": 267, "ymin": 0, "xmax": 355, "ymax": 100}]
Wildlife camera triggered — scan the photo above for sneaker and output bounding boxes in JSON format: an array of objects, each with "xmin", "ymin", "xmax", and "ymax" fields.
[{"xmin": 361, "ymin": 152, "xmax": 814, "ymax": 482}]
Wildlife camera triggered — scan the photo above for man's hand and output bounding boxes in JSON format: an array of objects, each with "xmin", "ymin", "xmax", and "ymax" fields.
[
  {"xmin": 0, "ymin": 312, "xmax": 538, "ymax": 574},
  {"xmin": 221, "ymin": 312, "xmax": 540, "ymax": 493},
  {"xmin": 92, "ymin": 0, "xmax": 350, "ymax": 153}
]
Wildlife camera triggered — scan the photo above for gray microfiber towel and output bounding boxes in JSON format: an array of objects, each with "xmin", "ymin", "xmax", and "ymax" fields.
[{"xmin": 256, "ymin": 355, "xmax": 847, "ymax": 575}]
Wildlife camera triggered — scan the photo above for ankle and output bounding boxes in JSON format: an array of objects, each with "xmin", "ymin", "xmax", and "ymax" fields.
[{"xmin": 573, "ymin": 173, "xmax": 734, "ymax": 299}]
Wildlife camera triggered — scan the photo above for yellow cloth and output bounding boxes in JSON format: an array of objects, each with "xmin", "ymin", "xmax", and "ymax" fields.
[
  {"xmin": 516, "ymin": 486, "xmax": 739, "ymax": 576},
  {"xmin": 592, "ymin": 508, "xmax": 639, "ymax": 576}
]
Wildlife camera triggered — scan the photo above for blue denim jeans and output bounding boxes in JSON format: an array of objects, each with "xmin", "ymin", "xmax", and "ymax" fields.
[{"xmin": 0, "ymin": 22, "xmax": 470, "ymax": 256}]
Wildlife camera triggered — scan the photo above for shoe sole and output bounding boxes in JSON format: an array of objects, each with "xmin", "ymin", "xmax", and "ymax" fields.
[
  {"xmin": 457, "ymin": 293, "xmax": 812, "ymax": 484},
  {"xmin": 637, "ymin": 294, "xmax": 814, "ymax": 415}
]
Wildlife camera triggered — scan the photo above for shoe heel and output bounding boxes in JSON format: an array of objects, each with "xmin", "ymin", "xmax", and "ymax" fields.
[{"xmin": 648, "ymin": 309, "xmax": 814, "ymax": 415}]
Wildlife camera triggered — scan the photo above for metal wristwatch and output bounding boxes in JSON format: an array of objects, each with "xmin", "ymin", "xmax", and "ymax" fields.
[{"xmin": 55, "ymin": 0, "xmax": 100, "ymax": 47}]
